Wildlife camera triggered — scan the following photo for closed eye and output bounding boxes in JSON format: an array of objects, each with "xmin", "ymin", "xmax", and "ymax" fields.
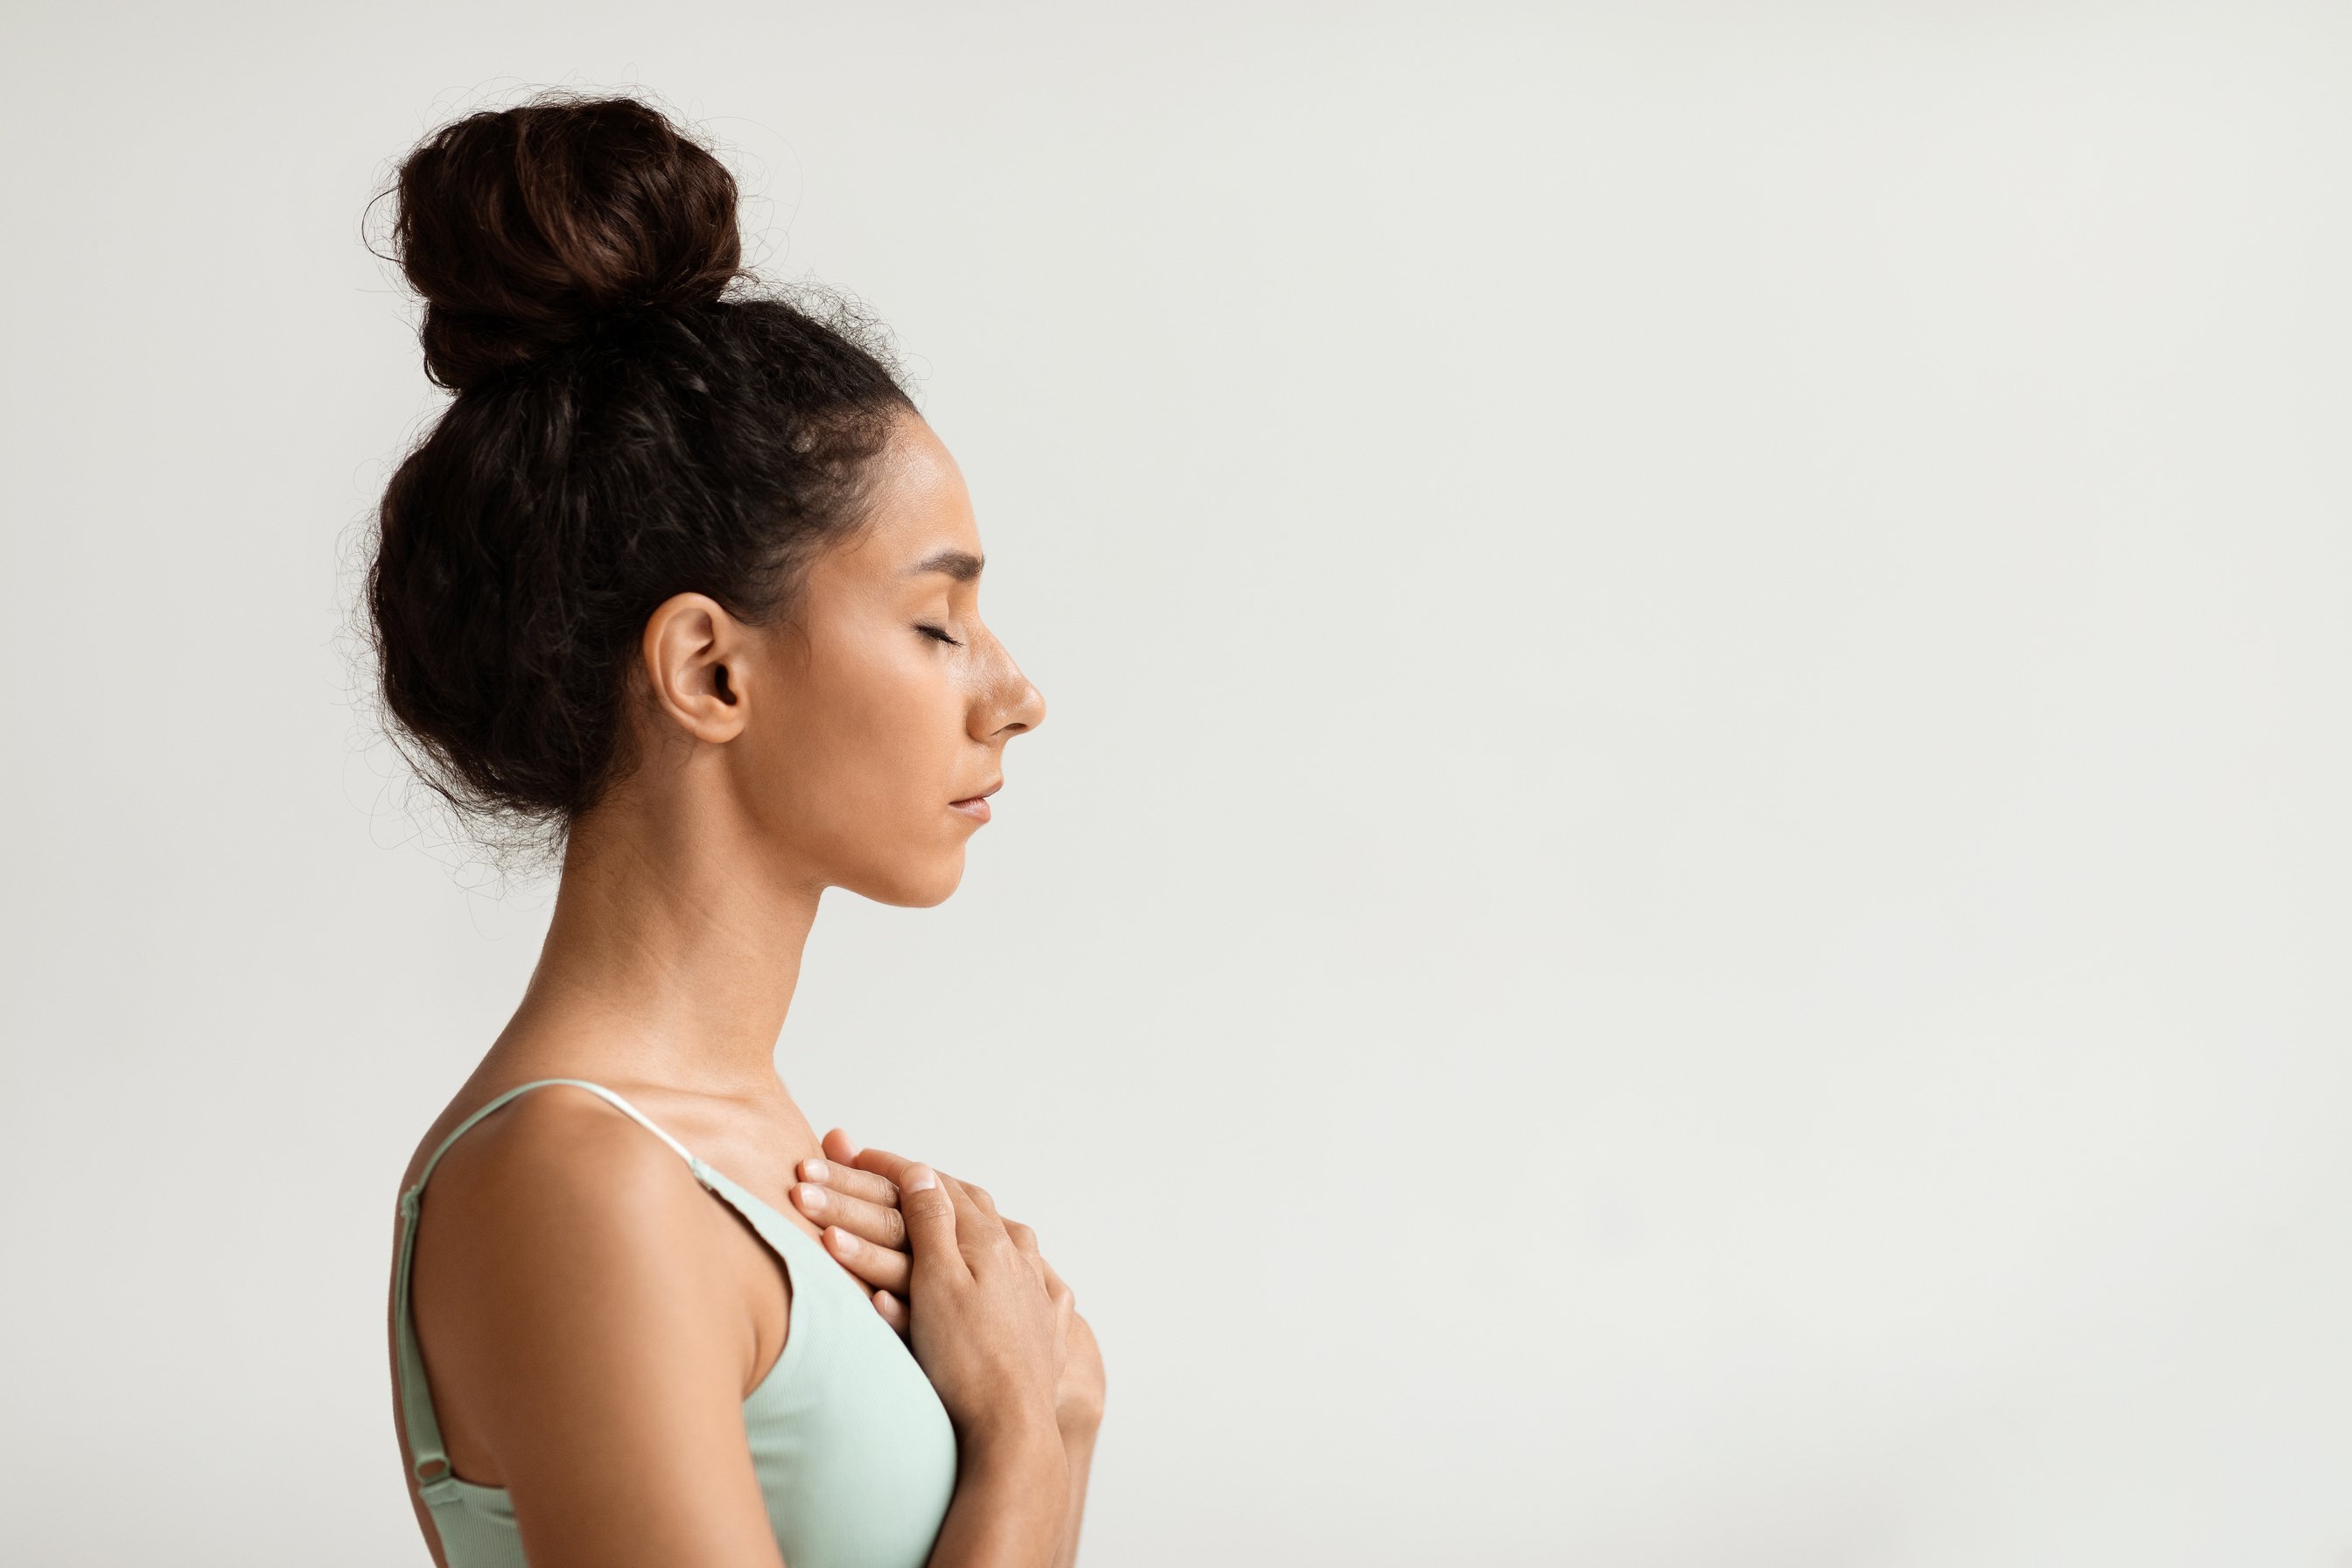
[{"xmin": 916, "ymin": 624, "xmax": 963, "ymax": 647}]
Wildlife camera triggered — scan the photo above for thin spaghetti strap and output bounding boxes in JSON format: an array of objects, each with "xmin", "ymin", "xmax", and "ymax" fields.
[
  {"xmin": 392, "ymin": 1078, "xmax": 711, "ymax": 1495},
  {"xmin": 408, "ymin": 1078, "xmax": 700, "ymax": 1194}
]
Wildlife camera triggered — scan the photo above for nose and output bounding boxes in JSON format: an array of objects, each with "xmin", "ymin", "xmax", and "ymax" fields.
[
  {"xmin": 975, "ymin": 634, "xmax": 1046, "ymax": 742},
  {"xmin": 1007, "ymin": 674, "xmax": 1046, "ymax": 737}
]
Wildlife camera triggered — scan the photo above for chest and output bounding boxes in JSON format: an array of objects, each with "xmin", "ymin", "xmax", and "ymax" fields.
[{"xmin": 604, "ymin": 1085, "xmax": 830, "ymax": 1241}]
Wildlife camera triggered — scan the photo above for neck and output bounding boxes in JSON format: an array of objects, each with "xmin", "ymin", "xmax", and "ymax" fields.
[{"xmin": 488, "ymin": 774, "xmax": 822, "ymax": 1100}]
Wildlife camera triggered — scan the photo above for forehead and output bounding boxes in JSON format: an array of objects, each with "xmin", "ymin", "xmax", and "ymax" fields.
[{"xmin": 844, "ymin": 415, "xmax": 980, "ymax": 568}]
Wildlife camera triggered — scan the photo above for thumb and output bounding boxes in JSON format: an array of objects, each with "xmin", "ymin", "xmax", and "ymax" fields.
[{"xmin": 896, "ymin": 1165, "xmax": 962, "ymax": 1274}]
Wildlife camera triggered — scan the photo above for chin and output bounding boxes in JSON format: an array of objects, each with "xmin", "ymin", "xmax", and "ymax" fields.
[{"xmin": 845, "ymin": 849, "xmax": 968, "ymax": 909}]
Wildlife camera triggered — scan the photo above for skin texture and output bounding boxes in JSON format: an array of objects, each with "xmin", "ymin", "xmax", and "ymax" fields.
[{"xmin": 388, "ymin": 411, "xmax": 1101, "ymax": 1567}]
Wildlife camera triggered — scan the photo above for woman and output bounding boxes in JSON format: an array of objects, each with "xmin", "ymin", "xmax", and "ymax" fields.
[{"xmin": 374, "ymin": 94, "xmax": 1103, "ymax": 1568}]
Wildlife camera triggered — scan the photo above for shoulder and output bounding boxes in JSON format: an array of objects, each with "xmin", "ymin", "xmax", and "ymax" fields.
[
  {"xmin": 412, "ymin": 1085, "xmax": 734, "ymax": 1316},
  {"xmin": 406, "ymin": 1084, "xmax": 755, "ymax": 1461},
  {"xmin": 422, "ymin": 1083, "xmax": 706, "ymax": 1236},
  {"xmin": 402, "ymin": 1087, "xmax": 787, "ymax": 1553}
]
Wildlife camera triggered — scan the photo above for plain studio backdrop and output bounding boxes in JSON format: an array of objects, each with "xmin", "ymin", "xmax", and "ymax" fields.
[{"xmin": 3, "ymin": 3, "xmax": 2348, "ymax": 1564}]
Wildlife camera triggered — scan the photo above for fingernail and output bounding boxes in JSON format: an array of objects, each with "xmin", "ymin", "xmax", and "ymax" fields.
[
  {"xmin": 904, "ymin": 1165, "xmax": 937, "ymax": 1193},
  {"xmin": 829, "ymin": 1227, "xmax": 858, "ymax": 1255},
  {"xmin": 801, "ymin": 1158, "xmax": 830, "ymax": 1183},
  {"xmin": 794, "ymin": 1184, "xmax": 826, "ymax": 1214}
]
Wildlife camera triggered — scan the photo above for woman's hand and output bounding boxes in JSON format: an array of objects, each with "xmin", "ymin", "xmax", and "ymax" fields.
[
  {"xmin": 789, "ymin": 1137, "xmax": 916, "ymax": 1333},
  {"xmin": 794, "ymin": 1133, "xmax": 1105, "ymax": 1443},
  {"xmin": 897, "ymin": 1161, "xmax": 1074, "ymax": 1567},
  {"xmin": 893, "ymin": 1163, "xmax": 1063, "ymax": 1449}
]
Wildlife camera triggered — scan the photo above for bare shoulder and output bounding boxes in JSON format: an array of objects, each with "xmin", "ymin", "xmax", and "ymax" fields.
[
  {"xmin": 416, "ymin": 1083, "xmax": 710, "ymax": 1249},
  {"xmin": 409, "ymin": 1084, "xmax": 742, "ymax": 1399},
  {"xmin": 403, "ymin": 1085, "xmax": 781, "ymax": 1558},
  {"xmin": 409, "ymin": 1083, "xmax": 750, "ymax": 1385}
]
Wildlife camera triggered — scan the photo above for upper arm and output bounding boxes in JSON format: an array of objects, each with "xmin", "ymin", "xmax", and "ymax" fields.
[{"xmin": 409, "ymin": 1090, "xmax": 785, "ymax": 1568}]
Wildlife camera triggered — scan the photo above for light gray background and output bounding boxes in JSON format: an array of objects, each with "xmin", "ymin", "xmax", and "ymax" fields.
[{"xmin": 3, "ymin": 3, "xmax": 2348, "ymax": 1564}]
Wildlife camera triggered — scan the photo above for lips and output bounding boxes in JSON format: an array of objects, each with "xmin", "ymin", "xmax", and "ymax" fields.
[{"xmin": 948, "ymin": 779, "xmax": 1000, "ymax": 823}]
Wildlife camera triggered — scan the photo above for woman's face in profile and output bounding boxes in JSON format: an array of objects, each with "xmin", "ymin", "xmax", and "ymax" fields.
[{"xmin": 733, "ymin": 412, "xmax": 1046, "ymax": 906}]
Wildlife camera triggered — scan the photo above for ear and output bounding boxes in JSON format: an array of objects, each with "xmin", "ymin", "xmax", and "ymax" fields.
[{"xmin": 640, "ymin": 592, "xmax": 752, "ymax": 745}]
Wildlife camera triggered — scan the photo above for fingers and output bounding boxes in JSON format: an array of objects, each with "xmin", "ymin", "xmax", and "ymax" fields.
[
  {"xmin": 855, "ymin": 1146, "xmax": 992, "ymax": 1221},
  {"xmin": 824, "ymin": 1133, "xmax": 934, "ymax": 1207},
  {"xmin": 820, "ymin": 1224, "xmax": 911, "ymax": 1293},
  {"xmin": 896, "ymin": 1166, "xmax": 965, "ymax": 1279},
  {"xmin": 839, "ymin": 1139, "xmax": 922, "ymax": 1187},
  {"xmin": 940, "ymin": 1172, "xmax": 987, "ymax": 1229},
  {"xmin": 1000, "ymin": 1217, "xmax": 1049, "ymax": 1293},
  {"xmin": 810, "ymin": 1137, "xmax": 1032, "ymax": 1296},
  {"xmin": 791, "ymin": 1180, "xmax": 908, "ymax": 1251},
  {"xmin": 940, "ymin": 1174, "xmax": 1014, "ymax": 1272},
  {"xmin": 1032, "ymin": 1248, "xmax": 1074, "ymax": 1310},
  {"xmin": 796, "ymin": 1153, "xmax": 900, "ymax": 1209},
  {"xmin": 872, "ymin": 1288, "xmax": 909, "ymax": 1338},
  {"xmin": 822, "ymin": 1133, "xmax": 992, "ymax": 1226},
  {"xmin": 1015, "ymin": 1229, "xmax": 1074, "ymax": 1324},
  {"xmin": 795, "ymin": 1144, "xmax": 914, "ymax": 1292}
]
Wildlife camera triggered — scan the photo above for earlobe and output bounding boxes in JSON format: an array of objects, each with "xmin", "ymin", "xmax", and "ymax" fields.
[{"xmin": 641, "ymin": 592, "xmax": 750, "ymax": 744}]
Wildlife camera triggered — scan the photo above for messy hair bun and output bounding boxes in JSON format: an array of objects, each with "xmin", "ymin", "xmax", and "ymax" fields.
[
  {"xmin": 394, "ymin": 95, "xmax": 746, "ymax": 390},
  {"xmin": 367, "ymin": 93, "xmax": 914, "ymax": 833}
]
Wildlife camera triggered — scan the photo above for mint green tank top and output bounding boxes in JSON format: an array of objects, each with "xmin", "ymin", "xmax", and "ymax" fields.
[{"xmin": 392, "ymin": 1079, "xmax": 959, "ymax": 1567}]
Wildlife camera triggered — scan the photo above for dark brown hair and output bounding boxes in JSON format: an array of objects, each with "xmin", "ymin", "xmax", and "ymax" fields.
[{"xmin": 368, "ymin": 94, "xmax": 914, "ymax": 830}]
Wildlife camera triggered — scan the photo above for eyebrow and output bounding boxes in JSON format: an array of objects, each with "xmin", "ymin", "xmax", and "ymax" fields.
[{"xmin": 905, "ymin": 548, "xmax": 985, "ymax": 583}]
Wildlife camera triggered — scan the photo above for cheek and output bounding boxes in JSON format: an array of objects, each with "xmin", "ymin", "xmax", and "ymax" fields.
[{"xmin": 746, "ymin": 647, "xmax": 964, "ymax": 860}]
